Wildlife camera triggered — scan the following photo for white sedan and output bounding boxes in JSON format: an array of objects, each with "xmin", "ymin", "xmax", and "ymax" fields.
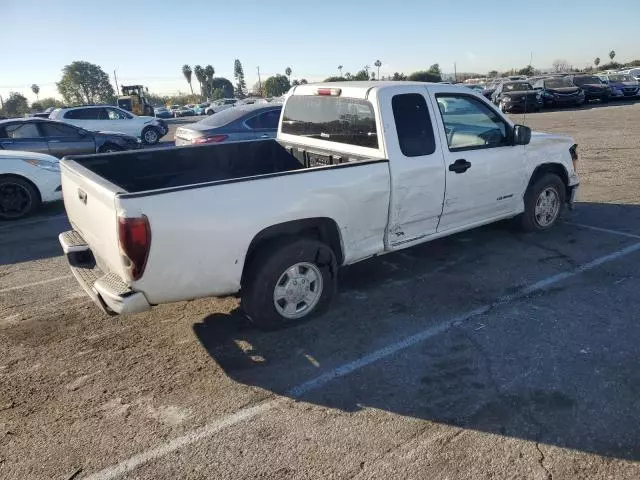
[{"xmin": 0, "ymin": 150, "xmax": 62, "ymax": 220}]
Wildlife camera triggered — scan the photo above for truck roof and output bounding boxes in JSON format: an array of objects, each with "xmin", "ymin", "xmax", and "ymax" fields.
[{"xmin": 290, "ymin": 81, "xmax": 470, "ymax": 99}]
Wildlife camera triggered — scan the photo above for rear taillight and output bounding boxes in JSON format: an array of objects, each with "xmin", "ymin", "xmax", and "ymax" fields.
[
  {"xmin": 192, "ymin": 134, "xmax": 228, "ymax": 144},
  {"xmin": 118, "ymin": 216, "xmax": 151, "ymax": 281},
  {"xmin": 315, "ymin": 88, "xmax": 342, "ymax": 96}
]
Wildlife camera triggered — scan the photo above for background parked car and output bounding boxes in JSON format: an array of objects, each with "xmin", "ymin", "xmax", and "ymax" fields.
[
  {"xmin": 205, "ymin": 98, "xmax": 238, "ymax": 115},
  {"xmin": 154, "ymin": 106, "xmax": 173, "ymax": 119},
  {"xmin": 619, "ymin": 68, "xmax": 640, "ymax": 81},
  {"xmin": 482, "ymin": 80, "xmax": 501, "ymax": 100},
  {"xmin": 49, "ymin": 105, "xmax": 167, "ymax": 145},
  {"xmin": 168, "ymin": 105, "xmax": 181, "ymax": 115},
  {"xmin": 571, "ymin": 75, "xmax": 611, "ymax": 103},
  {"xmin": 30, "ymin": 112, "xmax": 51, "ymax": 119},
  {"xmin": 174, "ymin": 103, "xmax": 282, "ymax": 146},
  {"xmin": 173, "ymin": 106, "xmax": 195, "ymax": 118},
  {"xmin": 491, "ymin": 81, "xmax": 542, "ymax": 112},
  {"xmin": 598, "ymin": 74, "xmax": 639, "ymax": 98},
  {"xmin": 532, "ymin": 77, "xmax": 585, "ymax": 108},
  {"xmin": 193, "ymin": 103, "xmax": 210, "ymax": 115},
  {"xmin": 0, "ymin": 150, "xmax": 62, "ymax": 220},
  {"xmin": 0, "ymin": 118, "xmax": 141, "ymax": 157}
]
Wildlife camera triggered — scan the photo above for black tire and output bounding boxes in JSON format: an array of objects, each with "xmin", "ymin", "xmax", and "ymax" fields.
[
  {"xmin": 242, "ymin": 238, "xmax": 337, "ymax": 330},
  {"xmin": 520, "ymin": 173, "xmax": 566, "ymax": 232},
  {"xmin": 98, "ymin": 144, "xmax": 122, "ymax": 153},
  {"xmin": 0, "ymin": 175, "xmax": 41, "ymax": 220},
  {"xmin": 141, "ymin": 126, "xmax": 160, "ymax": 145}
]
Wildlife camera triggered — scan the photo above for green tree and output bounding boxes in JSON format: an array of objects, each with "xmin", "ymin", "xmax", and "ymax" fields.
[
  {"xmin": 299, "ymin": 79, "xmax": 307, "ymax": 84},
  {"xmin": 233, "ymin": 59, "xmax": 247, "ymax": 98},
  {"xmin": 1, "ymin": 92, "xmax": 29, "ymax": 117},
  {"xmin": 407, "ymin": 70, "xmax": 441, "ymax": 82},
  {"xmin": 182, "ymin": 65, "xmax": 193, "ymax": 94},
  {"xmin": 324, "ymin": 76, "xmax": 346, "ymax": 82},
  {"xmin": 594, "ymin": 57, "xmax": 601, "ymax": 68},
  {"xmin": 488, "ymin": 70, "xmax": 499, "ymax": 78},
  {"xmin": 56, "ymin": 61, "xmax": 115, "ymax": 105},
  {"xmin": 263, "ymin": 74, "xmax": 291, "ymax": 97},
  {"xmin": 374, "ymin": 59, "xmax": 382, "ymax": 80},
  {"xmin": 210, "ymin": 77, "xmax": 234, "ymax": 98},
  {"xmin": 392, "ymin": 72, "xmax": 408, "ymax": 81},
  {"xmin": 338, "ymin": 65, "xmax": 343, "ymax": 77},
  {"xmin": 210, "ymin": 88, "xmax": 224, "ymax": 101},
  {"xmin": 353, "ymin": 69, "xmax": 370, "ymax": 80},
  {"xmin": 609, "ymin": 50, "xmax": 616, "ymax": 61},
  {"xmin": 517, "ymin": 65, "xmax": 534, "ymax": 76},
  {"xmin": 193, "ymin": 65, "xmax": 206, "ymax": 96},
  {"xmin": 31, "ymin": 84, "xmax": 40, "ymax": 101},
  {"xmin": 37, "ymin": 97, "xmax": 64, "ymax": 110},
  {"xmin": 428, "ymin": 63, "xmax": 441, "ymax": 76},
  {"xmin": 292, "ymin": 79, "xmax": 300, "ymax": 86},
  {"xmin": 204, "ymin": 65, "xmax": 215, "ymax": 99},
  {"xmin": 285, "ymin": 67, "xmax": 292, "ymax": 83}
]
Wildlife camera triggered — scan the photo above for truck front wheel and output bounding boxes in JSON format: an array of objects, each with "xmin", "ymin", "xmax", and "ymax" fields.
[
  {"xmin": 521, "ymin": 173, "xmax": 566, "ymax": 231},
  {"xmin": 242, "ymin": 238, "xmax": 337, "ymax": 330}
]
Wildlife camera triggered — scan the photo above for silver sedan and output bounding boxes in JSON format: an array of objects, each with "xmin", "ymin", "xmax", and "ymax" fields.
[{"xmin": 174, "ymin": 104, "xmax": 282, "ymax": 146}]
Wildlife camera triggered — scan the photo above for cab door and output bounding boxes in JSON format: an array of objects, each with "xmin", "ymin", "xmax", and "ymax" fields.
[
  {"xmin": 375, "ymin": 86, "xmax": 447, "ymax": 249},
  {"xmin": 428, "ymin": 88, "xmax": 526, "ymax": 232}
]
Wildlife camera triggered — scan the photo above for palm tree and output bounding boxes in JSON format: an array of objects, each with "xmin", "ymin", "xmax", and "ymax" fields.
[
  {"xmin": 285, "ymin": 67, "xmax": 292, "ymax": 83},
  {"xmin": 374, "ymin": 60, "xmax": 382, "ymax": 81},
  {"xmin": 609, "ymin": 50, "xmax": 616, "ymax": 61},
  {"xmin": 363, "ymin": 65, "xmax": 370, "ymax": 77},
  {"xmin": 194, "ymin": 65, "xmax": 206, "ymax": 96},
  {"xmin": 594, "ymin": 57, "xmax": 601, "ymax": 68},
  {"xmin": 182, "ymin": 65, "xmax": 193, "ymax": 94},
  {"xmin": 30, "ymin": 84, "xmax": 40, "ymax": 101},
  {"xmin": 338, "ymin": 65, "xmax": 343, "ymax": 77},
  {"xmin": 204, "ymin": 65, "xmax": 215, "ymax": 99}
]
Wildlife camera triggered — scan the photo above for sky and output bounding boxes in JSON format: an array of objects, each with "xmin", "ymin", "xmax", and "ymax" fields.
[{"xmin": 2, "ymin": 0, "xmax": 639, "ymax": 103}]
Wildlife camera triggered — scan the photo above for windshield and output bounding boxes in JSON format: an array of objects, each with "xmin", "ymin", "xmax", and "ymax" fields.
[
  {"xmin": 282, "ymin": 96, "xmax": 378, "ymax": 148},
  {"xmin": 503, "ymin": 82, "xmax": 532, "ymax": 92},
  {"xmin": 608, "ymin": 74, "xmax": 634, "ymax": 82},
  {"xmin": 573, "ymin": 76, "xmax": 602, "ymax": 85},
  {"xmin": 545, "ymin": 78, "xmax": 574, "ymax": 88}
]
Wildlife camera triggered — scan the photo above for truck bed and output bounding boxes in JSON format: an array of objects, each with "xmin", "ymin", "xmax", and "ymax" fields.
[{"xmin": 66, "ymin": 140, "xmax": 305, "ymax": 193}]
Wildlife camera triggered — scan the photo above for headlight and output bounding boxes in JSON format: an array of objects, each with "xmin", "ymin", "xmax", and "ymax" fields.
[
  {"xmin": 536, "ymin": 92, "xmax": 542, "ymax": 99},
  {"xmin": 22, "ymin": 159, "xmax": 59, "ymax": 172}
]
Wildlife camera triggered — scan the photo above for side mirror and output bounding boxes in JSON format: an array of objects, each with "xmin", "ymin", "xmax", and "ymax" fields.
[{"xmin": 513, "ymin": 124, "xmax": 531, "ymax": 145}]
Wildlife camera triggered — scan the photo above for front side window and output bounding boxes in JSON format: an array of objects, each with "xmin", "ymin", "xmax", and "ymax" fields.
[
  {"xmin": 64, "ymin": 108, "xmax": 100, "ymax": 120},
  {"xmin": 5, "ymin": 123, "xmax": 41, "ymax": 138},
  {"xmin": 436, "ymin": 95, "xmax": 509, "ymax": 151},
  {"xmin": 282, "ymin": 96, "xmax": 378, "ymax": 148},
  {"xmin": 106, "ymin": 107, "xmax": 131, "ymax": 120},
  {"xmin": 391, "ymin": 93, "xmax": 435, "ymax": 157},
  {"xmin": 40, "ymin": 122, "xmax": 81, "ymax": 137}
]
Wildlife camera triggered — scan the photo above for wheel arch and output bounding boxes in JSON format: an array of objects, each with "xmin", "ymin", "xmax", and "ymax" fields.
[
  {"xmin": 242, "ymin": 217, "xmax": 344, "ymax": 285},
  {"xmin": 527, "ymin": 163, "xmax": 570, "ymax": 198},
  {"xmin": 0, "ymin": 173, "xmax": 42, "ymax": 203}
]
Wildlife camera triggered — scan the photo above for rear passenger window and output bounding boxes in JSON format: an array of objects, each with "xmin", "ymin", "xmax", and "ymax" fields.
[{"xmin": 392, "ymin": 93, "xmax": 436, "ymax": 157}]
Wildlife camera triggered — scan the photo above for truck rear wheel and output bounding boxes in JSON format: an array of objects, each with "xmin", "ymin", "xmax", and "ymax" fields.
[
  {"xmin": 521, "ymin": 173, "xmax": 566, "ymax": 232},
  {"xmin": 242, "ymin": 238, "xmax": 337, "ymax": 330}
]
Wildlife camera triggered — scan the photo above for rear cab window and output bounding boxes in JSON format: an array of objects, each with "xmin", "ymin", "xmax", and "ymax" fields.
[
  {"xmin": 281, "ymin": 96, "xmax": 378, "ymax": 149},
  {"xmin": 391, "ymin": 93, "xmax": 435, "ymax": 157}
]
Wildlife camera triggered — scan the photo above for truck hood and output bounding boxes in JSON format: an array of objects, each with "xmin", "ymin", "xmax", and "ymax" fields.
[{"xmin": 529, "ymin": 131, "xmax": 574, "ymax": 147}]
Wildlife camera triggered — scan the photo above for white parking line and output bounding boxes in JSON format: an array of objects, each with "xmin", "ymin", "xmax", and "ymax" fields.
[
  {"xmin": 0, "ymin": 214, "xmax": 67, "ymax": 231},
  {"xmin": 0, "ymin": 275, "xmax": 72, "ymax": 294},
  {"xmin": 567, "ymin": 222, "xmax": 640, "ymax": 240},
  {"xmin": 84, "ymin": 238, "xmax": 640, "ymax": 480}
]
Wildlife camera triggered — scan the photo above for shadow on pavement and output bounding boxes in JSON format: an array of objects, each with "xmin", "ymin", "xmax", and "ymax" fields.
[{"xmin": 194, "ymin": 202, "xmax": 640, "ymax": 462}]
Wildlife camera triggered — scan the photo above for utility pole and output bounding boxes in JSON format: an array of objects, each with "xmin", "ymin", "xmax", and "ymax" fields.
[
  {"xmin": 113, "ymin": 69, "xmax": 120, "ymax": 95},
  {"xmin": 256, "ymin": 66, "xmax": 262, "ymax": 96},
  {"xmin": 454, "ymin": 62, "xmax": 457, "ymax": 83},
  {"xmin": 0, "ymin": 94, "xmax": 3, "ymax": 110}
]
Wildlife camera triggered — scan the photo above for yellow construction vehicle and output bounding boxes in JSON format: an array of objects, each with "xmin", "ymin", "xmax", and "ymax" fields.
[{"xmin": 117, "ymin": 85, "xmax": 154, "ymax": 116}]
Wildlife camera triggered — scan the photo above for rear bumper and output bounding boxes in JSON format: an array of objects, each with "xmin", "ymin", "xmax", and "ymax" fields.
[{"xmin": 59, "ymin": 230, "xmax": 151, "ymax": 315}]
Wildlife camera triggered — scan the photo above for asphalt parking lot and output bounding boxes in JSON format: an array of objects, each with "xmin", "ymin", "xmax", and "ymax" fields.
[{"xmin": 2, "ymin": 101, "xmax": 640, "ymax": 480}]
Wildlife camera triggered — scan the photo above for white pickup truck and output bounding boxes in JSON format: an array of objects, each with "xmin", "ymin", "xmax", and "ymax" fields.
[{"xmin": 59, "ymin": 82, "xmax": 579, "ymax": 329}]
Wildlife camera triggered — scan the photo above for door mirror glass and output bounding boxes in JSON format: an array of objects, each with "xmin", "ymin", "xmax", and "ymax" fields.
[{"xmin": 513, "ymin": 124, "xmax": 531, "ymax": 145}]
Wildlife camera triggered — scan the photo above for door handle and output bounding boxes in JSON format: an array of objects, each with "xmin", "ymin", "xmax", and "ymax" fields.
[
  {"xmin": 260, "ymin": 134, "xmax": 270, "ymax": 138},
  {"xmin": 449, "ymin": 159, "xmax": 472, "ymax": 174}
]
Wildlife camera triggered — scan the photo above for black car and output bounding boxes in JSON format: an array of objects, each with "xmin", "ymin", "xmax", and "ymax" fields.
[
  {"xmin": 491, "ymin": 81, "xmax": 542, "ymax": 112},
  {"xmin": 0, "ymin": 118, "xmax": 141, "ymax": 158},
  {"xmin": 570, "ymin": 75, "xmax": 611, "ymax": 103},
  {"xmin": 482, "ymin": 80, "xmax": 501, "ymax": 100},
  {"xmin": 532, "ymin": 77, "xmax": 585, "ymax": 108}
]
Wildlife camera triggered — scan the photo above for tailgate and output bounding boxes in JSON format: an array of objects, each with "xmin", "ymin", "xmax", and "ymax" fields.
[{"xmin": 60, "ymin": 160, "xmax": 126, "ymax": 279}]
